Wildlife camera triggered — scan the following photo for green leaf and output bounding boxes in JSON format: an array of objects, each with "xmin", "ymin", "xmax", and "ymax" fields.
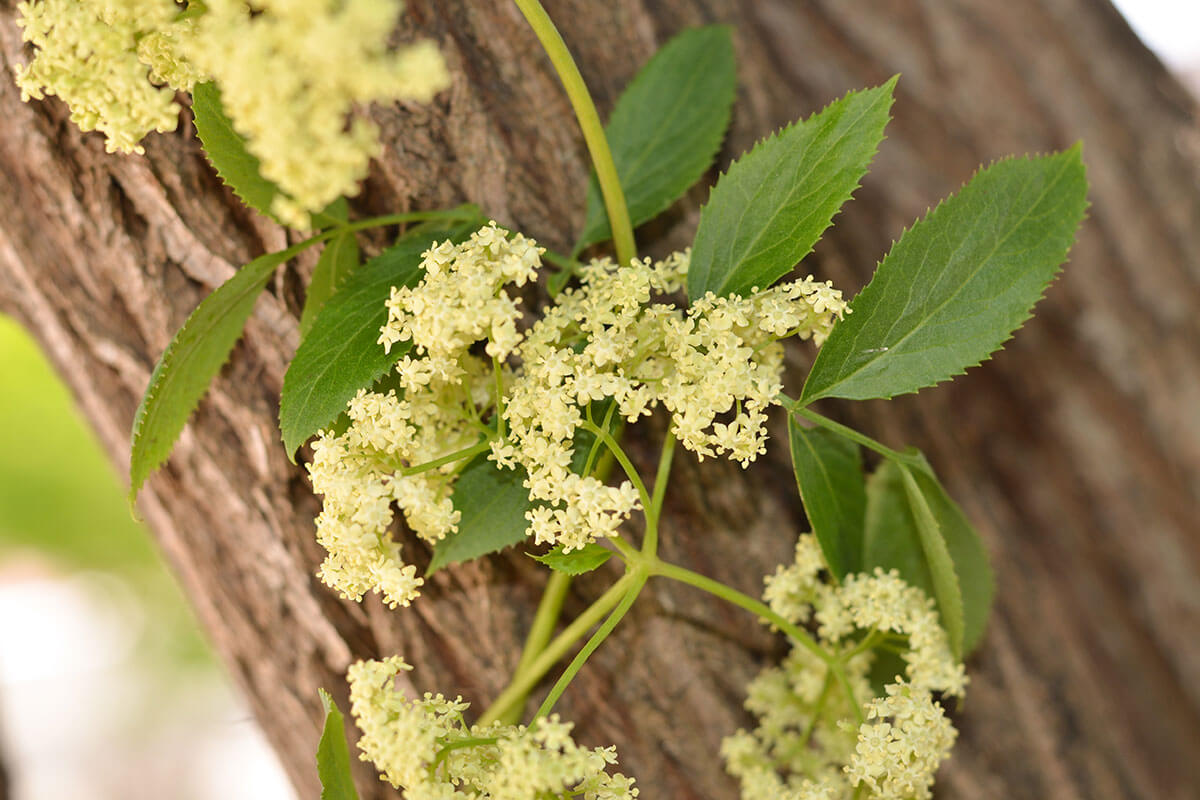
[
  {"xmin": 316, "ymin": 689, "xmax": 360, "ymax": 800},
  {"xmin": 130, "ymin": 242, "xmax": 311, "ymax": 500},
  {"xmin": 897, "ymin": 464, "xmax": 964, "ymax": 659},
  {"xmin": 787, "ymin": 418, "xmax": 866, "ymax": 578},
  {"xmin": 299, "ymin": 231, "xmax": 360, "ymax": 338},
  {"xmin": 427, "ymin": 455, "xmax": 532, "ymax": 574},
  {"xmin": 863, "ymin": 457, "xmax": 994, "ymax": 657},
  {"xmin": 576, "ymin": 26, "xmax": 737, "ymax": 251},
  {"xmin": 279, "ymin": 221, "xmax": 478, "ymax": 458},
  {"xmin": 801, "ymin": 146, "xmax": 1089, "ymax": 403},
  {"xmin": 530, "ymin": 543, "xmax": 613, "ymax": 575},
  {"xmin": 688, "ymin": 78, "xmax": 895, "ymax": 300},
  {"xmin": 192, "ymin": 82, "xmax": 279, "ymax": 222}
]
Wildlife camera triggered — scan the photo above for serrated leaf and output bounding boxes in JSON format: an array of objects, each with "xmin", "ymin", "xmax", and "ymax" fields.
[
  {"xmin": 530, "ymin": 543, "xmax": 613, "ymax": 575},
  {"xmin": 317, "ymin": 689, "xmax": 360, "ymax": 800},
  {"xmin": 192, "ymin": 82, "xmax": 280, "ymax": 222},
  {"xmin": 577, "ymin": 26, "xmax": 737, "ymax": 251},
  {"xmin": 427, "ymin": 455, "xmax": 532, "ymax": 574},
  {"xmin": 801, "ymin": 146, "xmax": 1089, "ymax": 403},
  {"xmin": 863, "ymin": 457, "xmax": 994, "ymax": 657},
  {"xmin": 280, "ymin": 221, "xmax": 479, "ymax": 458},
  {"xmin": 299, "ymin": 231, "xmax": 360, "ymax": 338},
  {"xmin": 897, "ymin": 463, "xmax": 964, "ymax": 659},
  {"xmin": 688, "ymin": 79, "xmax": 895, "ymax": 300},
  {"xmin": 130, "ymin": 242, "xmax": 311, "ymax": 500},
  {"xmin": 787, "ymin": 418, "xmax": 866, "ymax": 578}
]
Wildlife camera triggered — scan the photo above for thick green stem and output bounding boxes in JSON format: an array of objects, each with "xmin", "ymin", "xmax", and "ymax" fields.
[
  {"xmin": 512, "ymin": 0, "xmax": 636, "ymax": 267},
  {"xmin": 531, "ymin": 569, "xmax": 648, "ymax": 724},
  {"xmin": 495, "ymin": 570, "xmax": 573, "ymax": 725},
  {"xmin": 477, "ymin": 571, "xmax": 638, "ymax": 726}
]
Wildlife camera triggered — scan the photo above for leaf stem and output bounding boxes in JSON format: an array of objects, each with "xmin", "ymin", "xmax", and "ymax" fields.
[
  {"xmin": 531, "ymin": 568, "xmax": 648, "ymax": 724},
  {"xmin": 511, "ymin": 0, "xmax": 636, "ymax": 267},
  {"xmin": 390, "ymin": 439, "xmax": 492, "ymax": 477},
  {"xmin": 785, "ymin": 401, "xmax": 921, "ymax": 468},
  {"xmin": 476, "ymin": 571, "xmax": 639, "ymax": 726}
]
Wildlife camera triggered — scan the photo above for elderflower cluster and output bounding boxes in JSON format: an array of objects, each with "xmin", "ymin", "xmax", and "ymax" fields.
[
  {"xmin": 348, "ymin": 656, "xmax": 638, "ymax": 799},
  {"xmin": 310, "ymin": 223, "xmax": 847, "ymax": 604},
  {"xmin": 13, "ymin": 0, "xmax": 449, "ymax": 226},
  {"xmin": 185, "ymin": 0, "xmax": 450, "ymax": 227},
  {"xmin": 723, "ymin": 534, "xmax": 962, "ymax": 800},
  {"xmin": 13, "ymin": 0, "xmax": 191, "ymax": 154}
]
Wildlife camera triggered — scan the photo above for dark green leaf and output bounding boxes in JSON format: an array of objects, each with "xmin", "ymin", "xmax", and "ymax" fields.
[
  {"xmin": 316, "ymin": 689, "xmax": 360, "ymax": 800},
  {"xmin": 897, "ymin": 464, "xmax": 964, "ymax": 659},
  {"xmin": 530, "ymin": 543, "xmax": 613, "ymax": 575},
  {"xmin": 577, "ymin": 26, "xmax": 737, "ymax": 251},
  {"xmin": 192, "ymin": 82, "xmax": 279, "ymax": 222},
  {"xmin": 688, "ymin": 79, "xmax": 895, "ymax": 300},
  {"xmin": 787, "ymin": 418, "xmax": 866, "ymax": 578},
  {"xmin": 427, "ymin": 455, "xmax": 532, "ymax": 574},
  {"xmin": 801, "ymin": 146, "xmax": 1089, "ymax": 403},
  {"xmin": 863, "ymin": 457, "xmax": 994, "ymax": 657},
  {"xmin": 279, "ymin": 221, "xmax": 478, "ymax": 458},
  {"xmin": 300, "ymin": 231, "xmax": 360, "ymax": 338},
  {"xmin": 131, "ymin": 243, "xmax": 309, "ymax": 500}
]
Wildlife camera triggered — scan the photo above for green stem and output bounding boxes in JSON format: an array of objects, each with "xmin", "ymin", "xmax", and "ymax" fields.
[
  {"xmin": 786, "ymin": 402, "xmax": 921, "ymax": 468},
  {"xmin": 477, "ymin": 571, "xmax": 638, "ymax": 726},
  {"xmin": 495, "ymin": 571, "xmax": 573, "ymax": 725},
  {"xmin": 512, "ymin": 0, "xmax": 636, "ymax": 267},
  {"xmin": 389, "ymin": 439, "xmax": 492, "ymax": 477},
  {"xmin": 580, "ymin": 419, "xmax": 652, "ymax": 517},
  {"xmin": 648, "ymin": 557, "xmax": 865, "ymax": 724},
  {"xmin": 643, "ymin": 430, "xmax": 676, "ymax": 557},
  {"xmin": 531, "ymin": 569, "xmax": 648, "ymax": 724}
]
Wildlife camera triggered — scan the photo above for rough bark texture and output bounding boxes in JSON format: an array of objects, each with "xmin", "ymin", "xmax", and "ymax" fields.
[{"xmin": 1, "ymin": 0, "xmax": 1198, "ymax": 798}]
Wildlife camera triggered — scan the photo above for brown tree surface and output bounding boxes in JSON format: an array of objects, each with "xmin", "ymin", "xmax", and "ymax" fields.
[{"xmin": 1, "ymin": 1, "xmax": 1198, "ymax": 798}]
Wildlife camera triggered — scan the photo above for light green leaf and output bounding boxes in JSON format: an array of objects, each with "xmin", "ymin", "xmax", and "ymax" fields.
[
  {"xmin": 530, "ymin": 543, "xmax": 613, "ymax": 575},
  {"xmin": 688, "ymin": 79, "xmax": 895, "ymax": 300},
  {"xmin": 192, "ymin": 82, "xmax": 279, "ymax": 222},
  {"xmin": 279, "ymin": 221, "xmax": 479, "ymax": 458},
  {"xmin": 863, "ymin": 457, "xmax": 994, "ymax": 657},
  {"xmin": 801, "ymin": 146, "xmax": 1089, "ymax": 403},
  {"xmin": 299, "ymin": 231, "xmax": 360, "ymax": 338},
  {"xmin": 427, "ymin": 455, "xmax": 532, "ymax": 574},
  {"xmin": 577, "ymin": 26, "xmax": 737, "ymax": 251},
  {"xmin": 130, "ymin": 242, "xmax": 311, "ymax": 500},
  {"xmin": 316, "ymin": 689, "xmax": 360, "ymax": 800},
  {"xmin": 787, "ymin": 418, "xmax": 866, "ymax": 579}
]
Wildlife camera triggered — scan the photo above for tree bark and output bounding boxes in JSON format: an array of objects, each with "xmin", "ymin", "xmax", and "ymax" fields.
[{"xmin": 1, "ymin": 0, "xmax": 1197, "ymax": 798}]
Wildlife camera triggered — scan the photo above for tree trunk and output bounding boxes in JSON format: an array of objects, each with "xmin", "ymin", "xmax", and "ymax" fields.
[{"xmin": 1, "ymin": 0, "xmax": 1197, "ymax": 797}]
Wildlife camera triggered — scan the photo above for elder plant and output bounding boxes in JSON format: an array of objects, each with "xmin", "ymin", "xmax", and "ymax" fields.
[{"xmin": 14, "ymin": 1, "xmax": 1089, "ymax": 798}]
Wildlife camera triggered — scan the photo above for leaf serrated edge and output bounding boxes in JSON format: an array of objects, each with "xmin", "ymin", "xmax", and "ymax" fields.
[
  {"xmin": 191, "ymin": 83, "xmax": 280, "ymax": 222},
  {"xmin": 801, "ymin": 144, "xmax": 1088, "ymax": 403},
  {"xmin": 687, "ymin": 76, "xmax": 898, "ymax": 300}
]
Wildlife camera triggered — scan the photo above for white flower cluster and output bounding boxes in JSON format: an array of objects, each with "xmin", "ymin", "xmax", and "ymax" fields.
[
  {"xmin": 723, "ymin": 534, "xmax": 962, "ymax": 800},
  {"xmin": 310, "ymin": 224, "xmax": 848, "ymax": 605},
  {"xmin": 348, "ymin": 656, "xmax": 639, "ymax": 799},
  {"xmin": 13, "ymin": 0, "xmax": 449, "ymax": 226},
  {"xmin": 13, "ymin": 0, "xmax": 188, "ymax": 154},
  {"xmin": 308, "ymin": 225, "xmax": 542, "ymax": 609}
]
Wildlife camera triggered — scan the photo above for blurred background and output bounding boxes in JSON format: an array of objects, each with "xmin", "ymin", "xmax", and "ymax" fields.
[{"xmin": 0, "ymin": 2, "xmax": 1193, "ymax": 799}]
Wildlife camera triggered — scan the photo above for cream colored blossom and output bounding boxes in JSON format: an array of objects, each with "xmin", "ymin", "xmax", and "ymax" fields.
[
  {"xmin": 185, "ymin": 0, "xmax": 451, "ymax": 227},
  {"xmin": 725, "ymin": 534, "xmax": 964, "ymax": 800},
  {"xmin": 13, "ymin": 0, "xmax": 190, "ymax": 153},
  {"xmin": 348, "ymin": 656, "xmax": 638, "ymax": 798}
]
